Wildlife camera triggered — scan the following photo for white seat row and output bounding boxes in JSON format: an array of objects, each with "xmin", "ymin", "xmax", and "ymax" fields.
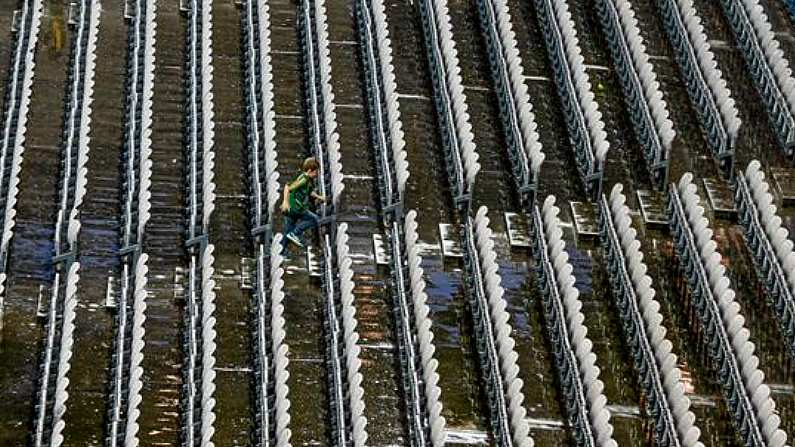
[
  {"xmin": 734, "ymin": 161, "xmax": 795, "ymax": 356},
  {"xmin": 357, "ymin": 0, "xmax": 409, "ymax": 203},
  {"xmin": 199, "ymin": 0, "xmax": 216, "ymax": 234},
  {"xmin": 319, "ymin": 230, "xmax": 356, "ymax": 445},
  {"xmin": 334, "ymin": 224, "xmax": 368, "ymax": 446},
  {"xmin": 300, "ymin": 0, "xmax": 345, "ymax": 209},
  {"xmin": 470, "ymin": 207, "xmax": 533, "ymax": 447},
  {"xmin": 0, "ymin": 0, "xmax": 43, "ymax": 284},
  {"xmin": 417, "ymin": 0, "xmax": 480, "ymax": 202},
  {"xmin": 404, "ymin": 211, "xmax": 446, "ymax": 446},
  {"xmin": 200, "ymin": 244, "xmax": 218, "ymax": 446},
  {"xmin": 126, "ymin": 255, "xmax": 150, "ymax": 443},
  {"xmin": 600, "ymin": 184, "xmax": 702, "ymax": 447},
  {"xmin": 655, "ymin": 0, "xmax": 739, "ymax": 167},
  {"xmin": 39, "ymin": 262, "xmax": 81, "ymax": 447},
  {"xmin": 669, "ymin": 173, "xmax": 788, "ymax": 446},
  {"xmin": 134, "ymin": 0, "xmax": 155, "ymax": 247},
  {"xmin": 62, "ymin": 0, "xmax": 99, "ymax": 248},
  {"xmin": 266, "ymin": 237, "xmax": 292, "ymax": 446},
  {"xmin": 368, "ymin": 199, "xmax": 437, "ymax": 441},
  {"xmin": 34, "ymin": 2, "xmax": 100, "ymax": 444},
  {"xmin": 183, "ymin": 246, "xmax": 219, "ymax": 447},
  {"xmin": 534, "ymin": 0, "xmax": 609, "ymax": 196},
  {"xmin": 533, "ymin": 196, "xmax": 616, "ymax": 447},
  {"xmin": 720, "ymin": 0, "xmax": 795, "ymax": 156},
  {"xmin": 477, "ymin": 0, "xmax": 544, "ymax": 196},
  {"xmin": 242, "ymin": 0, "xmax": 280, "ymax": 228},
  {"xmin": 182, "ymin": 0, "xmax": 218, "ymax": 444},
  {"xmin": 299, "ymin": 1, "xmax": 367, "ymax": 440},
  {"xmin": 314, "ymin": 0, "xmax": 344, "ymax": 207},
  {"xmin": 597, "ymin": 0, "xmax": 675, "ymax": 185}
]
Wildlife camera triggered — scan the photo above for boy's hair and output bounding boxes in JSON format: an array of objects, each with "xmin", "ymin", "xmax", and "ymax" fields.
[{"xmin": 302, "ymin": 157, "xmax": 319, "ymax": 172}]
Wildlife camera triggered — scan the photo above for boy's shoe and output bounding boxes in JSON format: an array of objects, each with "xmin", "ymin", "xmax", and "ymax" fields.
[{"xmin": 285, "ymin": 233, "xmax": 305, "ymax": 248}]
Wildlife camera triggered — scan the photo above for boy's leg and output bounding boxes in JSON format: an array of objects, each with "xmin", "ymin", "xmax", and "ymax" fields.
[
  {"xmin": 282, "ymin": 213, "xmax": 297, "ymax": 251},
  {"xmin": 292, "ymin": 210, "xmax": 320, "ymax": 244}
]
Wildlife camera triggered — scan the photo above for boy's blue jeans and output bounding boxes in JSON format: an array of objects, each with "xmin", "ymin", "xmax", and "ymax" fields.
[{"xmin": 282, "ymin": 209, "xmax": 320, "ymax": 249}]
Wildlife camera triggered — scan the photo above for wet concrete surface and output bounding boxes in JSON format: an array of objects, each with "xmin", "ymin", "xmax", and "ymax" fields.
[
  {"xmin": 208, "ymin": 1, "xmax": 253, "ymax": 444},
  {"xmin": 0, "ymin": 0, "xmax": 794, "ymax": 445},
  {"xmin": 137, "ymin": 0, "xmax": 186, "ymax": 444}
]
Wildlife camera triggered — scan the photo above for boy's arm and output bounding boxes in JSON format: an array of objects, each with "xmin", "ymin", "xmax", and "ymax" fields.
[{"xmin": 281, "ymin": 183, "xmax": 291, "ymax": 211}]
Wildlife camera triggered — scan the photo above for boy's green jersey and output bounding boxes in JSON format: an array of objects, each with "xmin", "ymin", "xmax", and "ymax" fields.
[{"xmin": 288, "ymin": 172, "xmax": 315, "ymax": 213}]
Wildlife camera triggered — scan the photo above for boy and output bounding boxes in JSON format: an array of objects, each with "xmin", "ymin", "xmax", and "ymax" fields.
[{"xmin": 280, "ymin": 157, "xmax": 327, "ymax": 251}]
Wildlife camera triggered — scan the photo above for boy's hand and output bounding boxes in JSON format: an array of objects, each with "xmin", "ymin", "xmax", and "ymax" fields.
[
  {"xmin": 281, "ymin": 201, "xmax": 290, "ymax": 212},
  {"xmin": 314, "ymin": 194, "xmax": 328, "ymax": 204}
]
